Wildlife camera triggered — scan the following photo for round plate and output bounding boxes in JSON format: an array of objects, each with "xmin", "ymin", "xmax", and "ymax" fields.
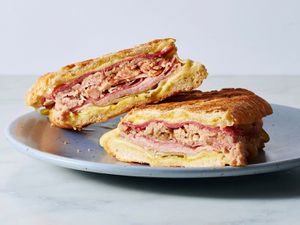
[{"xmin": 5, "ymin": 104, "xmax": 300, "ymax": 178}]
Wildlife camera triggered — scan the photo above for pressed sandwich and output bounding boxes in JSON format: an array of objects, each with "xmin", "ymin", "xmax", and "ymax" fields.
[
  {"xmin": 26, "ymin": 38, "xmax": 208, "ymax": 129},
  {"xmin": 100, "ymin": 89, "xmax": 273, "ymax": 167}
]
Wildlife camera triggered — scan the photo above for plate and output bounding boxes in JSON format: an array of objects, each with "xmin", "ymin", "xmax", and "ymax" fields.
[{"xmin": 5, "ymin": 104, "xmax": 300, "ymax": 178}]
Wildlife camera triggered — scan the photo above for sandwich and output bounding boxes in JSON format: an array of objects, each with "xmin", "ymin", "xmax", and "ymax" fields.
[
  {"xmin": 25, "ymin": 38, "xmax": 208, "ymax": 129},
  {"xmin": 100, "ymin": 88, "xmax": 273, "ymax": 167}
]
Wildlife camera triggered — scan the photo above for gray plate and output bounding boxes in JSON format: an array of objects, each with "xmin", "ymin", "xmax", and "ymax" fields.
[{"xmin": 5, "ymin": 104, "xmax": 300, "ymax": 178}]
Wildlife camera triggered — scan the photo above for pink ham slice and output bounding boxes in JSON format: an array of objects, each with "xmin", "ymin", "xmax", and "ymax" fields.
[{"xmin": 121, "ymin": 134, "xmax": 218, "ymax": 155}]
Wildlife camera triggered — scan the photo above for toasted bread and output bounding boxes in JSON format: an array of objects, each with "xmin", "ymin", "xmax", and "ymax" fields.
[
  {"xmin": 25, "ymin": 38, "xmax": 208, "ymax": 129},
  {"xmin": 123, "ymin": 88, "xmax": 273, "ymax": 127}
]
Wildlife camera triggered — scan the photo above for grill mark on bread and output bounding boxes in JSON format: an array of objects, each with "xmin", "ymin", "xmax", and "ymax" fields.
[{"xmin": 125, "ymin": 88, "xmax": 273, "ymax": 126}]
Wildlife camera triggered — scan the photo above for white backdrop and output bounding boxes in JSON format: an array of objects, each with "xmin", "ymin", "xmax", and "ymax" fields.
[{"xmin": 0, "ymin": 0, "xmax": 299, "ymax": 76}]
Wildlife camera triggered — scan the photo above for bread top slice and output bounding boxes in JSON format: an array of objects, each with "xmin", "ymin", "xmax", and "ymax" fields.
[
  {"xmin": 121, "ymin": 88, "xmax": 273, "ymax": 127},
  {"xmin": 26, "ymin": 38, "xmax": 177, "ymax": 108}
]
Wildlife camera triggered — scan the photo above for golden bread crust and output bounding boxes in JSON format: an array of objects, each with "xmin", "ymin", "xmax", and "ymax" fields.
[
  {"xmin": 26, "ymin": 38, "xmax": 176, "ymax": 108},
  {"xmin": 123, "ymin": 88, "xmax": 273, "ymax": 126}
]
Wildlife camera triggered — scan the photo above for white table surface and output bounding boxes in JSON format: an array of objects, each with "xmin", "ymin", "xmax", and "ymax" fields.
[{"xmin": 1, "ymin": 75, "xmax": 300, "ymax": 225}]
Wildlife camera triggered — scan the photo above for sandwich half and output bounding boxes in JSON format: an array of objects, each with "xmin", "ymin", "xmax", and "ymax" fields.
[
  {"xmin": 26, "ymin": 38, "xmax": 208, "ymax": 129},
  {"xmin": 100, "ymin": 88, "xmax": 273, "ymax": 167}
]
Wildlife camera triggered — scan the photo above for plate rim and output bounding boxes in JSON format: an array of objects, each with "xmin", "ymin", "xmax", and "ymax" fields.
[{"xmin": 5, "ymin": 107, "xmax": 300, "ymax": 178}]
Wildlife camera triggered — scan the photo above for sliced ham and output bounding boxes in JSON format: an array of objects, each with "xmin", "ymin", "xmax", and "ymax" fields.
[{"xmin": 121, "ymin": 134, "xmax": 220, "ymax": 155}]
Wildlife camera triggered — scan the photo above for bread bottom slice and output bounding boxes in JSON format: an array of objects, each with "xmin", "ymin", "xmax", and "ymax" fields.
[{"xmin": 100, "ymin": 129, "xmax": 237, "ymax": 168}]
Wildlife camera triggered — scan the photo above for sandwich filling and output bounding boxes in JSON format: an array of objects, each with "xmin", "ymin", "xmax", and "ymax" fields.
[
  {"xmin": 42, "ymin": 46, "xmax": 181, "ymax": 117},
  {"xmin": 119, "ymin": 120, "xmax": 268, "ymax": 165}
]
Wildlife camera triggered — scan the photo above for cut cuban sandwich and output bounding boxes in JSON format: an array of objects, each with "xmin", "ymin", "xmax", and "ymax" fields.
[
  {"xmin": 100, "ymin": 89, "xmax": 273, "ymax": 167},
  {"xmin": 26, "ymin": 38, "xmax": 208, "ymax": 129}
]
